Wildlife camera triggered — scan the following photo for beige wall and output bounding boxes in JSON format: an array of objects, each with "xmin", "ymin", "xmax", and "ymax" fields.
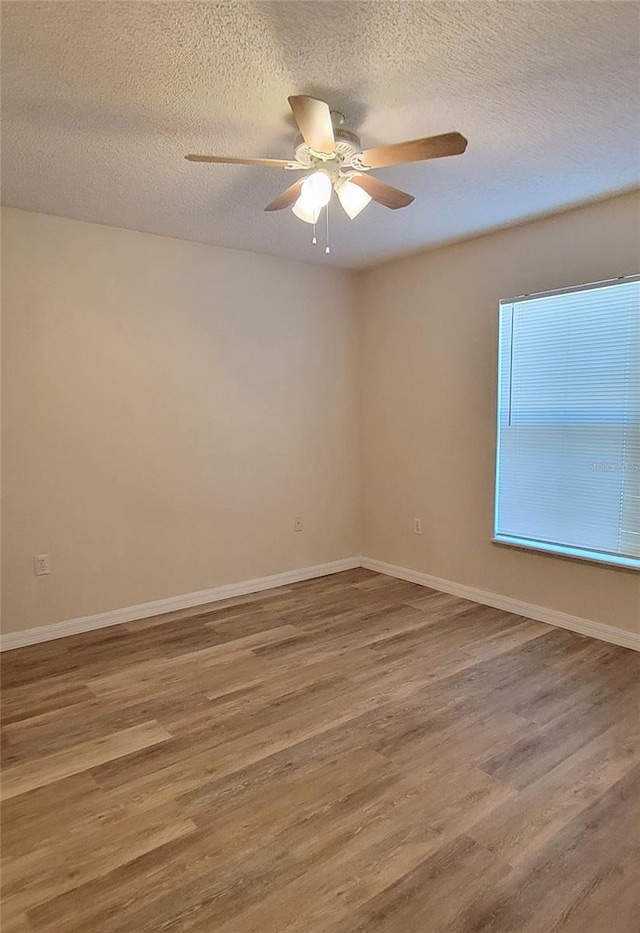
[
  {"xmin": 359, "ymin": 192, "xmax": 640, "ymax": 635},
  {"xmin": 1, "ymin": 208, "xmax": 360, "ymax": 633},
  {"xmin": 3, "ymin": 195, "xmax": 639, "ymax": 640}
]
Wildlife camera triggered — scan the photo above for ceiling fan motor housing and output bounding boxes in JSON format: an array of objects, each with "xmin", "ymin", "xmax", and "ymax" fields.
[{"xmin": 293, "ymin": 126, "xmax": 366, "ymax": 172}]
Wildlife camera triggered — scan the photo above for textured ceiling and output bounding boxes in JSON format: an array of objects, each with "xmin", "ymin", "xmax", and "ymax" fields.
[{"xmin": 2, "ymin": 1, "xmax": 639, "ymax": 268}]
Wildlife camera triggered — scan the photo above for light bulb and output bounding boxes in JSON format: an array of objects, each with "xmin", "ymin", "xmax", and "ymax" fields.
[
  {"xmin": 292, "ymin": 196, "xmax": 321, "ymax": 224},
  {"xmin": 300, "ymin": 171, "xmax": 332, "ymax": 209},
  {"xmin": 337, "ymin": 179, "xmax": 372, "ymax": 219}
]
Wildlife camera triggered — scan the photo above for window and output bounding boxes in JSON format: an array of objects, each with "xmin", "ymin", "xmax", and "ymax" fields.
[{"xmin": 494, "ymin": 276, "xmax": 640, "ymax": 570}]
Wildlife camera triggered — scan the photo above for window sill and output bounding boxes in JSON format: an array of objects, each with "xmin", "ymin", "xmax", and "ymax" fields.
[{"xmin": 492, "ymin": 535, "xmax": 640, "ymax": 571}]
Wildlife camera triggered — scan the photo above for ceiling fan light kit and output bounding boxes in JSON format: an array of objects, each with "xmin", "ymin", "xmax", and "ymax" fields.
[
  {"xmin": 292, "ymin": 196, "xmax": 321, "ymax": 225},
  {"xmin": 336, "ymin": 177, "xmax": 372, "ymax": 220},
  {"xmin": 300, "ymin": 170, "xmax": 333, "ymax": 209},
  {"xmin": 186, "ymin": 95, "xmax": 467, "ymax": 255}
]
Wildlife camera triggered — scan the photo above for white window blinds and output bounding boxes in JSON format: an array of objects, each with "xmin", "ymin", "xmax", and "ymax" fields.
[{"xmin": 494, "ymin": 276, "xmax": 640, "ymax": 570}]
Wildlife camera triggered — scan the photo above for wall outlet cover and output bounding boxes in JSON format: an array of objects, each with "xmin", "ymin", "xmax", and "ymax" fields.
[{"xmin": 34, "ymin": 554, "xmax": 51, "ymax": 575}]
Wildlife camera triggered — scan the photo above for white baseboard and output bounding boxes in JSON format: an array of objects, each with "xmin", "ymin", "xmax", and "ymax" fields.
[
  {"xmin": 0, "ymin": 557, "xmax": 361, "ymax": 651},
  {"xmin": 3, "ymin": 554, "xmax": 637, "ymax": 653},
  {"xmin": 360, "ymin": 557, "xmax": 640, "ymax": 653}
]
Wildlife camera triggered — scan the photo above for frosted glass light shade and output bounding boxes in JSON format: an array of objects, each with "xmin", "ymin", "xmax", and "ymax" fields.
[
  {"xmin": 337, "ymin": 180, "xmax": 372, "ymax": 219},
  {"xmin": 292, "ymin": 196, "xmax": 321, "ymax": 224},
  {"xmin": 301, "ymin": 171, "xmax": 332, "ymax": 208}
]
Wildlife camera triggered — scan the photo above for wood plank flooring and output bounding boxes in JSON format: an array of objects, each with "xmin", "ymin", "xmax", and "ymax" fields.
[{"xmin": 1, "ymin": 569, "xmax": 639, "ymax": 932}]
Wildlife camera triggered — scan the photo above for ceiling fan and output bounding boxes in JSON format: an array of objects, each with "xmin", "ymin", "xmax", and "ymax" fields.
[{"xmin": 186, "ymin": 95, "xmax": 467, "ymax": 253}]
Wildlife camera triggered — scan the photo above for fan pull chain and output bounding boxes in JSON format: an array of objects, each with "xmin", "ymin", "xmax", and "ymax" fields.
[
  {"xmin": 311, "ymin": 221, "xmax": 317, "ymax": 246},
  {"xmin": 325, "ymin": 202, "xmax": 330, "ymax": 255}
]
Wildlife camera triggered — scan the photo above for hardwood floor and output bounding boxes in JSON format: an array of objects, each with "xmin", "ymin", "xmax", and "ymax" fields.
[{"xmin": 1, "ymin": 568, "xmax": 639, "ymax": 932}]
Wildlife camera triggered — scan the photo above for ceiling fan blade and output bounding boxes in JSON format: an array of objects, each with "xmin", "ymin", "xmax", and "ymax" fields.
[
  {"xmin": 264, "ymin": 180, "xmax": 305, "ymax": 212},
  {"xmin": 185, "ymin": 154, "xmax": 296, "ymax": 167},
  {"xmin": 288, "ymin": 95, "xmax": 335, "ymax": 155},
  {"xmin": 350, "ymin": 175, "xmax": 414, "ymax": 209},
  {"xmin": 360, "ymin": 132, "xmax": 467, "ymax": 169}
]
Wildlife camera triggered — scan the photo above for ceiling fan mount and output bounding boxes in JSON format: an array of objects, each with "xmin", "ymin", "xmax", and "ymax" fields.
[{"xmin": 185, "ymin": 95, "xmax": 467, "ymax": 249}]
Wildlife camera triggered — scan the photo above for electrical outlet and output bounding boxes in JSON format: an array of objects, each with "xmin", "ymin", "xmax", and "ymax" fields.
[
  {"xmin": 34, "ymin": 554, "xmax": 51, "ymax": 575},
  {"xmin": 294, "ymin": 516, "xmax": 303, "ymax": 532},
  {"xmin": 413, "ymin": 518, "xmax": 422, "ymax": 535}
]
